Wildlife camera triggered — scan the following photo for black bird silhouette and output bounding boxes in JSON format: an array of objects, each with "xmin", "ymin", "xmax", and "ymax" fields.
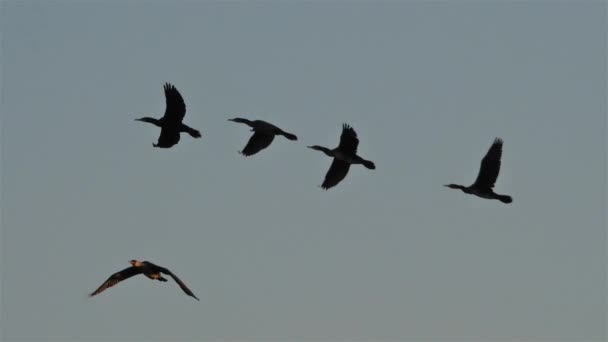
[
  {"xmin": 308, "ymin": 124, "xmax": 375, "ymax": 190},
  {"xmin": 228, "ymin": 117, "xmax": 297, "ymax": 156},
  {"xmin": 444, "ymin": 138, "xmax": 512, "ymax": 203},
  {"xmin": 135, "ymin": 83, "xmax": 201, "ymax": 148},
  {"xmin": 89, "ymin": 260, "xmax": 199, "ymax": 300}
]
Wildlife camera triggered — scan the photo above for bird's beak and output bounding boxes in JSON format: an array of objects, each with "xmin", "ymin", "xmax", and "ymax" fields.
[
  {"xmin": 443, "ymin": 184, "xmax": 450, "ymax": 187},
  {"xmin": 307, "ymin": 146, "xmax": 313, "ymax": 149},
  {"xmin": 227, "ymin": 118, "xmax": 234, "ymax": 122}
]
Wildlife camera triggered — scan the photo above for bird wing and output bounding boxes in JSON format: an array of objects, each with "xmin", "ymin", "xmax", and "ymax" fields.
[
  {"xmin": 472, "ymin": 138, "xmax": 503, "ymax": 190},
  {"xmin": 162, "ymin": 83, "xmax": 186, "ymax": 123},
  {"xmin": 337, "ymin": 124, "xmax": 359, "ymax": 155},
  {"xmin": 240, "ymin": 132, "xmax": 275, "ymax": 156},
  {"xmin": 321, "ymin": 158, "xmax": 351, "ymax": 190},
  {"xmin": 156, "ymin": 126, "xmax": 181, "ymax": 148},
  {"xmin": 159, "ymin": 267, "xmax": 200, "ymax": 300},
  {"xmin": 89, "ymin": 266, "xmax": 142, "ymax": 297}
]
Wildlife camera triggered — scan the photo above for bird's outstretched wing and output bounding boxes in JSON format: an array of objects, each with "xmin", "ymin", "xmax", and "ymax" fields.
[
  {"xmin": 472, "ymin": 138, "xmax": 503, "ymax": 190},
  {"xmin": 338, "ymin": 124, "xmax": 359, "ymax": 155},
  {"xmin": 241, "ymin": 132, "xmax": 275, "ymax": 156},
  {"xmin": 159, "ymin": 267, "xmax": 200, "ymax": 300},
  {"xmin": 162, "ymin": 83, "xmax": 186, "ymax": 123},
  {"xmin": 89, "ymin": 266, "xmax": 142, "ymax": 297},
  {"xmin": 321, "ymin": 158, "xmax": 351, "ymax": 190},
  {"xmin": 155, "ymin": 126, "xmax": 181, "ymax": 148}
]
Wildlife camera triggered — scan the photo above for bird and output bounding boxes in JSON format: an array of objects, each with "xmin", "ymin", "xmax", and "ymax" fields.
[
  {"xmin": 89, "ymin": 260, "xmax": 199, "ymax": 300},
  {"xmin": 228, "ymin": 117, "xmax": 297, "ymax": 156},
  {"xmin": 135, "ymin": 83, "xmax": 201, "ymax": 148},
  {"xmin": 308, "ymin": 123, "xmax": 375, "ymax": 190},
  {"xmin": 444, "ymin": 138, "xmax": 512, "ymax": 203}
]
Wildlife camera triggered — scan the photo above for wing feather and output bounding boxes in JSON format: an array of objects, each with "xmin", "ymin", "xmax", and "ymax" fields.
[
  {"xmin": 159, "ymin": 267, "xmax": 200, "ymax": 300},
  {"xmin": 155, "ymin": 126, "xmax": 181, "ymax": 148},
  {"xmin": 241, "ymin": 132, "xmax": 275, "ymax": 156},
  {"xmin": 162, "ymin": 83, "xmax": 186, "ymax": 123},
  {"xmin": 338, "ymin": 124, "xmax": 359, "ymax": 155},
  {"xmin": 89, "ymin": 266, "xmax": 142, "ymax": 297},
  {"xmin": 321, "ymin": 158, "xmax": 351, "ymax": 190},
  {"xmin": 472, "ymin": 138, "xmax": 503, "ymax": 190}
]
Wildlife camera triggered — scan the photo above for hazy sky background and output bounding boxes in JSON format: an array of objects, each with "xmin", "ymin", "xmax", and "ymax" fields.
[{"xmin": 1, "ymin": 2, "xmax": 606, "ymax": 341}]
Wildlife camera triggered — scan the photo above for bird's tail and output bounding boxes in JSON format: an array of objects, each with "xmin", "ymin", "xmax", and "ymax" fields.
[
  {"xmin": 362, "ymin": 159, "xmax": 376, "ymax": 170},
  {"xmin": 496, "ymin": 194, "xmax": 512, "ymax": 204},
  {"xmin": 181, "ymin": 124, "xmax": 202, "ymax": 138},
  {"xmin": 280, "ymin": 131, "xmax": 298, "ymax": 141}
]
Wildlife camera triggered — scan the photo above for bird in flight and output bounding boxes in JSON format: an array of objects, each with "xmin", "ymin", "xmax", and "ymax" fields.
[
  {"xmin": 308, "ymin": 123, "xmax": 375, "ymax": 190},
  {"xmin": 135, "ymin": 83, "xmax": 201, "ymax": 148},
  {"xmin": 89, "ymin": 260, "xmax": 199, "ymax": 300},
  {"xmin": 228, "ymin": 117, "xmax": 298, "ymax": 156},
  {"xmin": 444, "ymin": 138, "xmax": 512, "ymax": 203}
]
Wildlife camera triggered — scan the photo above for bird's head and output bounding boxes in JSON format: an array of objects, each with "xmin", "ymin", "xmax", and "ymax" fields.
[{"xmin": 129, "ymin": 260, "xmax": 143, "ymax": 267}]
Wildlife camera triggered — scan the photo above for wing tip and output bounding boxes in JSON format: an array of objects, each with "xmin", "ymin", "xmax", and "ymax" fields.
[
  {"xmin": 163, "ymin": 82, "xmax": 180, "ymax": 95},
  {"xmin": 320, "ymin": 183, "xmax": 332, "ymax": 190}
]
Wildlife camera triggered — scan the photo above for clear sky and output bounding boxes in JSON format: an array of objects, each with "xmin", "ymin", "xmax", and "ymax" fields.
[{"xmin": 1, "ymin": 1, "xmax": 606, "ymax": 341}]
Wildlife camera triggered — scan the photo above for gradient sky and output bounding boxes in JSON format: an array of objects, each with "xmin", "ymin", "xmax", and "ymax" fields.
[{"xmin": 1, "ymin": 2, "xmax": 606, "ymax": 341}]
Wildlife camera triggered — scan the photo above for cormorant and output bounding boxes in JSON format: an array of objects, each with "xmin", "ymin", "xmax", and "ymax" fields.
[
  {"xmin": 444, "ymin": 138, "xmax": 512, "ymax": 203},
  {"xmin": 308, "ymin": 123, "xmax": 375, "ymax": 190},
  {"xmin": 228, "ymin": 117, "xmax": 297, "ymax": 156},
  {"xmin": 135, "ymin": 83, "xmax": 201, "ymax": 148},
  {"xmin": 89, "ymin": 260, "xmax": 199, "ymax": 300}
]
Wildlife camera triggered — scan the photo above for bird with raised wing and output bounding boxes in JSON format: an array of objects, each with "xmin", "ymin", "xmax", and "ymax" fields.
[
  {"xmin": 89, "ymin": 260, "xmax": 199, "ymax": 300},
  {"xmin": 308, "ymin": 123, "xmax": 375, "ymax": 190},
  {"xmin": 135, "ymin": 83, "xmax": 201, "ymax": 148},
  {"xmin": 444, "ymin": 138, "xmax": 512, "ymax": 203},
  {"xmin": 228, "ymin": 117, "xmax": 298, "ymax": 156}
]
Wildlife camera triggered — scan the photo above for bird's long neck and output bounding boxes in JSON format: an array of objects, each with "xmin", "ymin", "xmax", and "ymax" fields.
[
  {"xmin": 231, "ymin": 118, "xmax": 253, "ymax": 126},
  {"xmin": 315, "ymin": 146, "xmax": 334, "ymax": 157},
  {"xmin": 137, "ymin": 117, "xmax": 163, "ymax": 127},
  {"xmin": 453, "ymin": 184, "xmax": 468, "ymax": 192}
]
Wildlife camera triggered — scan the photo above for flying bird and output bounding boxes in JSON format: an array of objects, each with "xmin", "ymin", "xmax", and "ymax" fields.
[
  {"xmin": 444, "ymin": 138, "xmax": 512, "ymax": 203},
  {"xmin": 135, "ymin": 83, "xmax": 201, "ymax": 148},
  {"xmin": 228, "ymin": 117, "xmax": 297, "ymax": 156},
  {"xmin": 308, "ymin": 123, "xmax": 375, "ymax": 190},
  {"xmin": 89, "ymin": 260, "xmax": 199, "ymax": 300}
]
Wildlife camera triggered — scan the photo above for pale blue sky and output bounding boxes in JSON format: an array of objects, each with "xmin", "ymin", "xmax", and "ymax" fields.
[{"xmin": 1, "ymin": 1, "xmax": 606, "ymax": 341}]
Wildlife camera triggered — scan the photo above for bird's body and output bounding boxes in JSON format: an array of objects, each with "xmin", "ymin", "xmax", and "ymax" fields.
[
  {"xmin": 228, "ymin": 117, "xmax": 297, "ymax": 156},
  {"xmin": 89, "ymin": 260, "xmax": 199, "ymax": 300},
  {"xmin": 136, "ymin": 83, "xmax": 201, "ymax": 148},
  {"xmin": 445, "ymin": 138, "xmax": 512, "ymax": 204},
  {"xmin": 308, "ymin": 124, "xmax": 375, "ymax": 190},
  {"xmin": 332, "ymin": 150, "xmax": 371, "ymax": 166}
]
